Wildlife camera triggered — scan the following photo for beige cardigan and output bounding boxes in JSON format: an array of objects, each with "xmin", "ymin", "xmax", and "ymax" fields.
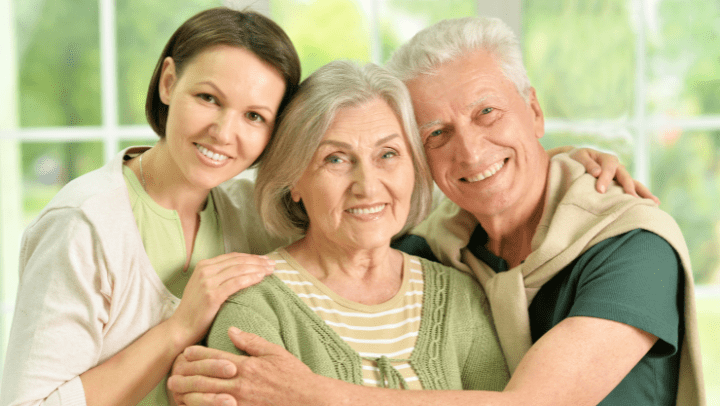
[{"xmin": 412, "ymin": 153, "xmax": 705, "ymax": 405}]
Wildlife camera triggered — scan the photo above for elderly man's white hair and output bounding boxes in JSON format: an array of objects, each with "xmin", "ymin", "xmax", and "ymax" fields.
[{"xmin": 386, "ymin": 16, "xmax": 532, "ymax": 104}]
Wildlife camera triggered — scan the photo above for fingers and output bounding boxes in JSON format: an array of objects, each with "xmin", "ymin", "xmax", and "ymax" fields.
[
  {"xmin": 592, "ymin": 153, "xmax": 619, "ymax": 194},
  {"xmin": 633, "ymin": 180, "xmax": 660, "ymax": 204},
  {"xmin": 173, "ymin": 357, "xmax": 237, "ymax": 379},
  {"xmin": 183, "ymin": 345, "xmax": 247, "ymax": 364},
  {"xmin": 613, "ymin": 165, "xmax": 638, "ymax": 197},
  {"xmin": 167, "ymin": 374, "xmax": 229, "ymax": 396},
  {"xmin": 227, "ymin": 327, "xmax": 286, "ymax": 358},
  {"xmin": 571, "ymin": 149, "xmax": 603, "ymax": 178}
]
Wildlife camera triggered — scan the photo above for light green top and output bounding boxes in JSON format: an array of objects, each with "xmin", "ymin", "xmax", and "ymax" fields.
[
  {"xmin": 122, "ymin": 163, "xmax": 224, "ymax": 405},
  {"xmin": 122, "ymin": 164, "xmax": 224, "ymax": 298}
]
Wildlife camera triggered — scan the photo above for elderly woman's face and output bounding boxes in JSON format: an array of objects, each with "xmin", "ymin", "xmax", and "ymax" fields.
[{"xmin": 291, "ymin": 98, "xmax": 415, "ymax": 250}]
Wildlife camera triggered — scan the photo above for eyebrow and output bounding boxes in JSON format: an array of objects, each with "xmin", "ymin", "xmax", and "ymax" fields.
[
  {"xmin": 417, "ymin": 96, "xmax": 490, "ymax": 132},
  {"xmin": 199, "ymin": 81, "xmax": 275, "ymax": 114},
  {"xmin": 318, "ymin": 133, "xmax": 401, "ymax": 149}
]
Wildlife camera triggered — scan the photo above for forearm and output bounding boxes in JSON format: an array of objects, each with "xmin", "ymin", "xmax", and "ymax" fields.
[{"xmin": 80, "ymin": 319, "xmax": 190, "ymax": 406}]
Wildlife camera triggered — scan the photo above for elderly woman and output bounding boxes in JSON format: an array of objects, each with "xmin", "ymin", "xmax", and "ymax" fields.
[{"xmin": 205, "ymin": 60, "xmax": 510, "ymax": 390}]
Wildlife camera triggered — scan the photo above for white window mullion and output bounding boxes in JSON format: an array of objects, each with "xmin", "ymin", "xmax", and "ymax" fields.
[
  {"xmin": 99, "ymin": 0, "xmax": 118, "ymax": 163},
  {"xmin": 0, "ymin": 0, "xmax": 21, "ymax": 386}
]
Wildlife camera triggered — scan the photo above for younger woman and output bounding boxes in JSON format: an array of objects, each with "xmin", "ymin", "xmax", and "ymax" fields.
[{"xmin": 1, "ymin": 8, "xmax": 300, "ymax": 406}]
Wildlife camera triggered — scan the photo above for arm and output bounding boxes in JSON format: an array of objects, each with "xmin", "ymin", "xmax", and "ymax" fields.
[
  {"xmin": 169, "ymin": 322, "xmax": 654, "ymax": 406},
  {"xmin": 169, "ymin": 233, "xmax": 681, "ymax": 406},
  {"xmin": 0, "ymin": 209, "xmax": 274, "ymax": 406},
  {"xmin": 80, "ymin": 254, "xmax": 274, "ymax": 406}
]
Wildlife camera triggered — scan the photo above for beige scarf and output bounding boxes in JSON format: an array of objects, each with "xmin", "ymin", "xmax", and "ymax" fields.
[{"xmin": 412, "ymin": 153, "xmax": 705, "ymax": 405}]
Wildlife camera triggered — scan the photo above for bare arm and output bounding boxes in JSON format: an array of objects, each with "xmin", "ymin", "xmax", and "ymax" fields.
[
  {"xmin": 168, "ymin": 319, "xmax": 655, "ymax": 406},
  {"xmin": 79, "ymin": 253, "xmax": 275, "ymax": 406},
  {"xmin": 1, "ymin": 206, "xmax": 274, "ymax": 406}
]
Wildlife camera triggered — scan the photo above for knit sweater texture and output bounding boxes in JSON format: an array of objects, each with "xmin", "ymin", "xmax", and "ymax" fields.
[
  {"xmin": 207, "ymin": 256, "xmax": 510, "ymax": 391},
  {"xmin": 1, "ymin": 147, "xmax": 288, "ymax": 406},
  {"xmin": 410, "ymin": 153, "xmax": 705, "ymax": 405}
]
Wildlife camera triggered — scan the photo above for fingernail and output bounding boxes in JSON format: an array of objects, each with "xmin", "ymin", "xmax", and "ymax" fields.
[
  {"xmin": 599, "ymin": 185, "xmax": 606, "ymax": 193},
  {"xmin": 229, "ymin": 326, "xmax": 241, "ymax": 336},
  {"xmin": 223, "ymin": 364, "xmax": 234, "ymax": 376}
]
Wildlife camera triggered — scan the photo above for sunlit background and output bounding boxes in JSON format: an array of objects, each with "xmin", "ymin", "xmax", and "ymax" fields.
[{"xmin": 0, "ymin": 0, "xmax": 718, "ymax": 401}]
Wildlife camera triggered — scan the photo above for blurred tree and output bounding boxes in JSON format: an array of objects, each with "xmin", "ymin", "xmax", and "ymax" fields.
[
  {"xmin": 271, "ymin": 0, "xmax": 371, "ymax": 78},
  {"xmin": 116, "ymin": 0, "xmax": 220, "ymax": 125}
]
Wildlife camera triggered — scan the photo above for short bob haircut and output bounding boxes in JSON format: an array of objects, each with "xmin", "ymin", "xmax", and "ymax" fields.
[
  {"xmin": 386, "ymin": 16, "xmax": 531, "ymax": 104},
  {"xmin": 255, "ymin": 60, "xmax": 433, "ymax": 240},
  {"xmin": 145, "ymin": 7, "xmax": 301, "ymax": 166}
]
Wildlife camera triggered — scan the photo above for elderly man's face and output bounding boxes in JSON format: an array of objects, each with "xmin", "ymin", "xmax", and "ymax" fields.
[{"xmin": 405, "ymin": 49, "xmax": 546, "ymax": 220}]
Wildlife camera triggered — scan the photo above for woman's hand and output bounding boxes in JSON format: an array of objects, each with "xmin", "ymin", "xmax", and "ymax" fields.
[
  {"xmin": 168, "ymin": 328, "xmax": 319, "ymax": 406},
  {"xmin": 557, "ymin": 147, "xmax": 659, "ymax": 204},
  {"xmin": 167, "ymin": 254, "xmax": 275, "ymax": 349}
]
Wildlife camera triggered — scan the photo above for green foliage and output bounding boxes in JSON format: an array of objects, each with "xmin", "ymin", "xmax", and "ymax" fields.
[
  {"xmin": 271, "ymin": 0, "xmax": 371, "ymax": 77},
  {"xmin": 524, "ymin": 0, "xmax": 634, "ymax": 119},
  {"xmin": 116, "ymin": 0, "xmax": 220, "ymax": 125},
  {"xmin": 379, "ymin": 0, "xmax": 476, "ymax": 62},
  {"xmin": 649, "ymin": 0, "xmax": 720, "ymax": 115},
  {"xmin": 651, "ymin": 131, "xmax": 720, "ymax": 284},
  {"xmin": 16, "ymin": 0, "xmax": 101, "ymax": 127}
]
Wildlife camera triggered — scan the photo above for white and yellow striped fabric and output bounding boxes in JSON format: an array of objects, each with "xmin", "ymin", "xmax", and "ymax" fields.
[{"xmin": 271, "ymin": 248, "xmax": 425, "ymax": 389}]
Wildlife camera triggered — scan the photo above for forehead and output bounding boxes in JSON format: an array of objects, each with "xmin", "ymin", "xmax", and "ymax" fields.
[
  {"xmin": 406, "ymin": 49, "xmax": 517, "ymax": 119},
  {"xmin": 322, "ymin": 98, "xmax": 405, "ymax": 143},
  {"xmin": 180, "ymin": 45, "xmax": 278, "ymax": 84}
]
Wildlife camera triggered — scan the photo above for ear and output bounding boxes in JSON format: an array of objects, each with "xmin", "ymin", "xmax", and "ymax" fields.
[
  {"xmin": 528, "ymin": 87, "xmax": 545, "ymax": 140},
  {"xmin": 290, "ymin": 187, "xmax": 301, "ymax": 203},
  {"xmin": 158, "ymin": 57, "xmax": 177, "ymax": 106}
]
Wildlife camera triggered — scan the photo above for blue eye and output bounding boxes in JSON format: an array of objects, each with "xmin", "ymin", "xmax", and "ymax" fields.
[
  {"xmin": 325, "ymin": 155, "xmax": 343, "ymax": 164},
  {"xmin": 381, "ymin": 150, "xmax": 398, "ymax": 159},
  {"xmin": 481, "ymin": 107, "xmax": 494, "ymax": 114},
  {"xmin": 429, "ymin": 129, "xmax": 443, "ymax": 138}
]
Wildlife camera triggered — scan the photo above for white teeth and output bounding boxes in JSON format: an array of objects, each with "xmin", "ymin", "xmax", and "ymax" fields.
[
  {"xmin": 195, "ymin": 144, "xmax": 229, "ymax": 162},
  {"xmin": 346, "ymin": 204, "xmax": 385, "ymax": 215},
  {"xmin": 466, "ymin": 160, "xmax": 505, "ymax": 182}
]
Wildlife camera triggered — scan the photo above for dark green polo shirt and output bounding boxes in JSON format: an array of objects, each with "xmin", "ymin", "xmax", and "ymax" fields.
[{"xmin": 393, "ymin": 228, "xmax": 683, "ymax": 404}]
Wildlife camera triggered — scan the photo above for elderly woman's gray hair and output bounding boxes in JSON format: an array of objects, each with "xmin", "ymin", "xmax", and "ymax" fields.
[
  {"xmin": 386, "ymin": 16, "xmax": 532, "ymax": 104},
  {"xmin": 255, "ymin": 60, "xmax": 433, "ymax": 239}
]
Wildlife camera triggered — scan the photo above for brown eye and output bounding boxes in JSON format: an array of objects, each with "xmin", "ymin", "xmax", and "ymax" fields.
[
  {"xmin": 198, "ymin": 93, "xmax": 218, "ymax": 104},
  {"xmin": 245, "ymin": 112, "xmax": 265, "ymax": 123}
]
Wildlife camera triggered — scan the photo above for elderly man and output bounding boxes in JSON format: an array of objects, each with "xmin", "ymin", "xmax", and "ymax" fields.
[{"xmin": 168, "ymin": 17, "xmax": 704, "ymax": 406}]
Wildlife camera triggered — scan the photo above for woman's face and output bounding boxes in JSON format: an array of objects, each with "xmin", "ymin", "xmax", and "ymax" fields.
[
  {"xmin": 159, "ymin": 45, "xmax": 286, "ymax": 191},
  {"xmin": 291, "ymin": 98, "xmax": 415, "ymax": 251}
]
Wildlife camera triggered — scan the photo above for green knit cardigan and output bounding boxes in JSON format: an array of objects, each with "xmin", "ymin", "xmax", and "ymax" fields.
[{"xmin": 207, "ymin": 257, "xmax": 509, "ymax": 391}]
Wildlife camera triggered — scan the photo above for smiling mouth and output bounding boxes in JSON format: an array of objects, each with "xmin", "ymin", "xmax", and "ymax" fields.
[
  {"xmin": 463, "ymin": 159, "xmax": 506, "ymax": 183},
  {"xmin": 346, "ymin": 204, "xmax": 386, "ymax": 215},
  {"xmin": 195, "ymin": 143, "xmax": 229, "ymax": 162}
]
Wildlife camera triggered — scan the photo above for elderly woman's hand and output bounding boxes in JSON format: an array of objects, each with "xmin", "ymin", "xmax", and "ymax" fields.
[
  {"xmin": 549, "ymin": 146, "xmax": 659, "ymax": 204},
  {"xmin": 168, "ymin": 328, "xmax": 321, "ymax": 406}
]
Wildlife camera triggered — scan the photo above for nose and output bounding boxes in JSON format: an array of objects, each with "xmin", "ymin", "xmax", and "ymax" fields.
[
  {"xmin": 209, "ymin": 110, "xmax": 238, "ymax": 144},
  {"xmin": 350, "ymin": 160, "xmax": 379, "ymax": 197},
  {"xmin": 453, "ymin": 124, "xmax": 486, "ymax": 166}
]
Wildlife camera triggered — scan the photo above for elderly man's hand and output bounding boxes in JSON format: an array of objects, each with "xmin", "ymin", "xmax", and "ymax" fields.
[{"xmin": 168, "ymin": 327, "xmax": 318, "ymax": 406}]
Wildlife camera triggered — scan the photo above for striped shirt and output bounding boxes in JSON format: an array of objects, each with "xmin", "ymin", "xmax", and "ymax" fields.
[{"xmin": 271, "ymin": 248, "xmax": 424, "ymax": 389}]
